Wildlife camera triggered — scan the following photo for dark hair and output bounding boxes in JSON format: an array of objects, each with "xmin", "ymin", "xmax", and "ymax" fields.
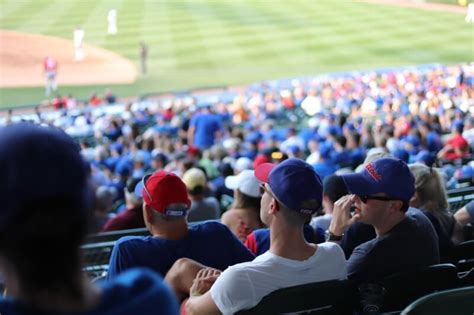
[
  {"xmin": 323, "ymin": 175, "xmax": 348, "ymax": 204},
  {"xmin": 232, "ymin": 189, "xmax": 261, "ymax": 210},
  {"xmin": 0, "ymin": 196, "xmax": 91, "ymax": 303}
]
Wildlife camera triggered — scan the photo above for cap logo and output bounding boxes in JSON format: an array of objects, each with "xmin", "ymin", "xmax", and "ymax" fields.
[
  {"xmin": 164, "ymin": 209, "xmax": 187, "ymax": 216},
  {"xmin": 366, "ymin": 163, "xmax": 382, "ymax": 181}
]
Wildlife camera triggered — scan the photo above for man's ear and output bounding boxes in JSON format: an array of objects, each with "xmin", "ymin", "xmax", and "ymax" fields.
[
  {"xmin": 143, "ymin": 204, "xmax": 154, "ymax": 223},
  {"xmin": 389, "ymin": 200, "xmax": 404, "ymax": 213},
  {"xmin": 269, "ymin": 198, "xmax": 279, "ymax": 214}
]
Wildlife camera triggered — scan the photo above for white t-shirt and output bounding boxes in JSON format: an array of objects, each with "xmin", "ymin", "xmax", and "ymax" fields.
[{"xmin": 210, "ymin": 242, "xmax": 347, "ymax": 314}]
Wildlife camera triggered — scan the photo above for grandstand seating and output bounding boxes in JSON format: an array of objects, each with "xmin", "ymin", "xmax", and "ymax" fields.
[
  {"xmin": 373, "ymin": 263, "xmax": 459, "ymax": 312},
  {"xmin": 85, "ymin": 227, "xmax": 150, "ymax": 244},
  {"xmin": 450, "ymin": 240, "xmax": 474, "ymax": 272},
  {"xmin": 235, "ymin": 279, "xmax": 358, "ymax": 315},
  {"xmin": 447, "ymin": 186, "xmax": 474, "ymax": 213},
  {"xmin": 401, "ymin": 286, "xmax": 474, "ymax": 315},
  {"xmin": 82, "ymin": 241, "xmax": 115, "ymax": 279}
]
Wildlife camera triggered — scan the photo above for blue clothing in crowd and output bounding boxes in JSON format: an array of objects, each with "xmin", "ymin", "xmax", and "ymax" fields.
[
  {"xmin": 107, "ymin": 221, "xmax": 254, "ymax": 278},
  {"xmin": 0, "ymin": 268, "xmax": 179, "ymax": 315},
  {"xmin": 190, "ymin": 112, "xmax": 222, "ymax": 149}
]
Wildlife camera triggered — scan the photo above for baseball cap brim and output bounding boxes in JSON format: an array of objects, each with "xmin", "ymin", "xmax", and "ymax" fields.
[
  {"xmin": 255, "ymin": 162, "xmax": 276, "ymax": 183},
  {"xmin": 341, "ymin": 172, "xmax": 378, "ymax": 196}
]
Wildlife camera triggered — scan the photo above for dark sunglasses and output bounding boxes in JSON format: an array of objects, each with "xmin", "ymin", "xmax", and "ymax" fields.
[
  {"xmin": 358, "ymin": 195, "xmax": 395, "ymax": 204},
  {"xmin": 141, "ymin": 174, "xmax": 153, "ymax": 201},
  {"xmin": 259, "ymin": 183, "xmax": 267, "ymax": 196}
]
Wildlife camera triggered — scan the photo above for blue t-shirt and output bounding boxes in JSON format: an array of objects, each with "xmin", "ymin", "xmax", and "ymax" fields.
[
  {"xmin": 347, "ymin": 208, "xmax": 440, "ymax": 283},
  {"xmin": 189, "ymin": 113, "xmax": 222, "ymax": 149},
  {"xmin": 107, "ymin": 221, "xmax": 254, "ymax": 279},
  {"xmin": 0, "ymin": 268, "xmax": 178, "ymax": 315}
]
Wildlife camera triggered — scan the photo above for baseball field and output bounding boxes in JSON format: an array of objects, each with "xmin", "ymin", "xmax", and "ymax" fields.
[{"xmin": 0, "ymin": 0, "xmax": 472, "ymax": 108}]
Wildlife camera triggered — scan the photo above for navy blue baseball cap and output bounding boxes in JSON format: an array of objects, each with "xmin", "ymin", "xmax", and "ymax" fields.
[
  {"xmin": 341, "ymin": 157, "xmax": 415, "ymax": 201},
  {"xmin": 255, "ymin": 158, "xmax": 323, "ymax": 214},
  {"xmin": 0, "ymin": 123, "xmax": 91, "ymax": 230}
]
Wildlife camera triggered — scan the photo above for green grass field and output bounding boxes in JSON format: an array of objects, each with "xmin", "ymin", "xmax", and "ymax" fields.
[{"xmin": 0, "ymin": 0, "xmax": 472, "ymax": 108}]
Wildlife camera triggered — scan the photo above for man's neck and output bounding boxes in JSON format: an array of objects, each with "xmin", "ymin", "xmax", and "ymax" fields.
[
  {"xmin": 150, "ymin": 220, "xmax": 189, "ymax": 240},
  {"xmin": 375, "ymin": 212, "xmax": 406, "ymax": 236},
  {"xmin": 269, "ymin": 223, "xmax": 316, "ymax": 261}
]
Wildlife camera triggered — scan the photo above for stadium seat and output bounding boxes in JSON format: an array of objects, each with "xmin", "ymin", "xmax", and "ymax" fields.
[
  {"xmin": 400, "ymin": 286, "xmax": 474, "ymax": 315},
  {"xmin": 374, "ymin": 263, "xmax": 459, "ymax": 312},
  {"xmin": 459, "ymin": 268, "xmax": 474, "ymax": 287},
  {"xmin": 235, "ymin": 279, "xmax": 358, "ymax": 315},
  {"xmin": 450, "ymin": 240, "xmax": 474, "ymax": 272}
]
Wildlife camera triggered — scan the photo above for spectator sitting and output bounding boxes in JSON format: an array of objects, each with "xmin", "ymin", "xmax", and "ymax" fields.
[
  {"xmin": 187, "ymin": 104, "xmax": 223, "ymax": 150},
  {"xmin": 328, "ymin": 157, "xmax": 440, "ymax": 283},
  {"xmin": 0, "ymin": 123, "xmax": 178, "ymax": 315},
  {"xmin": 312, "ymin": 143, "xmax": 337, "ymax": 179},
  {"xmin": 221, "ymin": 170, "xmax": 264, "ymax": 242},
  {"xmin": 408, "ymin": 163, "xmax": 458, "ymax": 258},
  {"xmin": 167, "ymin": 158, "xmax": 347, "ymax": 314},
  {"xmin": 454, "ymin": 200, "xmax": 474, "ymax": 242},
  {"xmin": 183, "ymin": 168, "xmax": 220, "ymax": 222},
  {"xmin": 102, "ymin": 177, "xmax": 145, "ymax": 232},
  {"xmin": 93, "ymin": 185, "xmax": 117, "ymax": 232},
  {"xmin": 437, "ymin": 120, "xmax": 469, "ymax": 161},
  {"xmin": 89, "ymin": 92, "xmax": 103, "ymax": 106},
  {"xmin": 105, "ymin": 88, "xmax": 117, "ymax": 104},
  {"xmin": 310, "ymin": 174, "xmax": 348, "ymax": 232},
  {"xmin": 107, "ymin": 170, "xmax": 254, "ymax": 279}
]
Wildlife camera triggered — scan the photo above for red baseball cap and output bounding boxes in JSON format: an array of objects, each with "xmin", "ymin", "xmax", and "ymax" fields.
[{"xmin": 135, "ymin": 171, "xmax": 191, "ymax": 217}]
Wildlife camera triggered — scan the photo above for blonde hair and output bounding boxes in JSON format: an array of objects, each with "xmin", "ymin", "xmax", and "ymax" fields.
[{"xmin": 408, "ymin": 163, "xmax": 450, "ymax": 226}]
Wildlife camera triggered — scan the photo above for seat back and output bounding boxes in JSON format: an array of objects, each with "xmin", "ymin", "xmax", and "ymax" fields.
[
  {"xmin": 375, "ymin": 263, "xmax": 459, "ymax": 312},
  {"xmin": 236, "ymin": 279, "xmax": 358, "ymax": 315},
  {"xmin": 401, "ymin": 286, "xmax": 474, "ymax": 315},
  {"xmin": 451, "ymin": 240, "xmax": 474, "ymax": 272}
]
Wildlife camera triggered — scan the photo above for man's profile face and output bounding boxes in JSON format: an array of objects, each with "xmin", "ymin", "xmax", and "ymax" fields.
[{"xmin": 353, "ymin": 193, "xmax": 392, "ymax": 226}]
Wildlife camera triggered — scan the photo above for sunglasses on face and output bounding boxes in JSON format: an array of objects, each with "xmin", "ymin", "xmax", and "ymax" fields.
[
  {"xmin": 141, "ymin": 174, "xmax": 153, "ymax": 202},
  {"xmin": 358, "ymin": 195, "xmax": 395, "ymax": 204}
]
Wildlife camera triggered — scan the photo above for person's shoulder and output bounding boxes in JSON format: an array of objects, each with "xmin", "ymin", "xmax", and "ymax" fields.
[
  {"xmin": 191, "ymin": 220, "xmax": 228, "ymax": 233},
  {"xmin": 98, "ymin": 268, "xmax": 178, "ymax": 315},
  {"xmin": 114, "ymin": 235, "xmax": 150, "ymax": 247},
  {"xmin": 407, "ymin": 207, "xmax": 434, "ymax": 226}
]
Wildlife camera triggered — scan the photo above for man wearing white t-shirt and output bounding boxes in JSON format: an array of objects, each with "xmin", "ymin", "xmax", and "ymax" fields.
[{"xmin": 166, "ymin": 158, "xmax": 347, "ymax": 315}]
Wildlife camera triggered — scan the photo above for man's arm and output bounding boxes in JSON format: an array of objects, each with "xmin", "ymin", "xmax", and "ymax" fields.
[{"xmin": 186, "ymin": 292, "xmax": 220, "ymax": 315}]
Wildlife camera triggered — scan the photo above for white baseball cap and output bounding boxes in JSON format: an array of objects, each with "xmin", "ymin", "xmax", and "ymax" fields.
[{"xmin": 225, "ymin": 170, "xmax": 260, "ymax": 198}]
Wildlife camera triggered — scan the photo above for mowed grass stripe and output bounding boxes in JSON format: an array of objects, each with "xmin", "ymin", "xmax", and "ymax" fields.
[
  {"xmin": 42, "ymin": 1, "xmax": 105, "ymax": 39},
  {"xmin": 15, "ymin": 1, "xmax": 77, "ymax": 34},
  {"xmin": 0, "ymin": 0, "xmax": 31, "ymax": 20},
  {"xmin": 139, "ymin": 0, "xmax": 178, "ymax": 70},
  {"xmin": 0, "ymin": 0, "xmax": 56, "ymax": 29},
  {"xmin": 186, "ymin": 0, "xmax": 247, "ymax": 64}
]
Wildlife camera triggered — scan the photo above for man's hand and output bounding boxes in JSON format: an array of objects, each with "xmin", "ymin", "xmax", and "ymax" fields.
[
  {"xmin": 190, "ymin": 268, "xmax": 221, "ymax": 297},
  {"xmin": 329, "ymin": 194, "xmax": 360, "ymax": 237}
]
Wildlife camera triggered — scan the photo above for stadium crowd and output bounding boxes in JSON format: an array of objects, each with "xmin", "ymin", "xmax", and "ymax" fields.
[{"xmin": 0, "ymin": 63, "xmax": 473, "ymax": 314}]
